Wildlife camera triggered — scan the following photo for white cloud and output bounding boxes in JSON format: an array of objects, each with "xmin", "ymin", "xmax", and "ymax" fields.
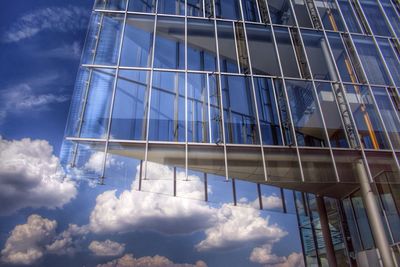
[
  {"xmin": 46, "ymin": 224, "xmax": 89, "ymax": 255},
  {"xmin": 2, "ymin": 6, "xmax": 88, "ymax": 43},
  {"xmin": 89, "ymin": 240, "xmax": 125, "ymax": 257},
  {"xmin": 0, "ymin": 83, "xmax": 69, "ymax": 124},
  {"xmin": 250, "ymin": 244, "xmax": 304, "ymax": 267},
  {"xmin": 195, "ymin": 204, "xmax": 287, "ymax": 251},
  {"xmin": 0, "ymin": 137, "xmax": 77, "ymax": 215},
  {"xmin": 1, "ymin": 215, "xmax": 57, "ymax": 265},
  {"xmin": 96, "ymin": 254, "xmax": 208, "ymax": 267},
  {"xmin": 39, "ymin": 41, "xmax": 82, "ymax": 60}
]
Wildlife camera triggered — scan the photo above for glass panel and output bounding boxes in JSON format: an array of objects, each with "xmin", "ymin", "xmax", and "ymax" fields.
[
  {"xmin": 366, "ymin": 151, "xmax": 400, "ymax": 185},
  {"xmin": 344, "ymin": 84, "xmax": 389, "ymax": 149},
  {"xmin": 316, "ymin": 0, "xmax": 346, "ymax": 31},
  {"xmin": 110, "ymin": 70, "xmax": 150, "ymax": 140},
  {"xmin": 94, "ymin": 0, "xmax": 127, "ymax": 10},
  {"xmin": 274, "ymin": 79, "xmax": 294, "ymax": 145},
  {"xmin": 217, "ymin": 21, "xmax": 239, "ymax": 73},
  {"xmin": 336, "ymin": 0, "xmax": 363, "ymax": 33},
  {"xmin": 82, "ymin": 13, "xmax": 101, "ymax": 65},
  {"xmin": 342, "ymin": 199, "xmax": 363, "ymax": 252},
  {"xmin": 94, "ymin": 13, "xmax": 124, "ymax": 66},
  {"xmin": 234, "ymin": 179, "xmax": 258, "ymax": 207},
  {"xmin": 301, "ymin": 30, "xmax": 336, "ymax": 81},
  {"xmin": 274, "ymin": 26, "xmax": 300, "ymax": 78},
  {"xmin": 128, "ymin": 0, "xmax": 156, "ymax": 12},
  {"xmin": 268, "ymin": 0, "xmax": 296, "ymax": 26},
  {"xmin": 187, "ymin": 18, "xmax": 217, "ymax": 71},
  {"xmin": 187, "ymin": 0, "xmax": 204, "ymax": 17},
  {"xmin": 188, "ymin": 145, "xmax": 226, "ymax": 177},
  {"xmin": 73, "ymin": 141, "xmax": 106, "ymax": 180},
  {"xmin": 351, "ymin": 192, "xmax": 375, "ymax": 250},
  {"xmin": 120, "ymin": 14, "xmax": 154, "ymax": 67},
  {"xmin": 285, "ymin": 80, "xmax": 328, "ymax": 147},
  {"xmin": 227, "ymin": 146, "xmax": 265, "ymax": 182},
  {"xmin": 157, "ymin": 0, "xmax": 185, "ymax": 15},
  {"xmin": 376, "ymin": 38, "xmax": 400, "ymax": 87},
  {"xmin": 372, "ymin": 87, "xmax": 400, "ymax": 150},
  {"xmin": 254, "ymin": 77, "xmax": 283, "ymax": 145},
  {"xmin": 246, "ymin": 24, "xmax": 280, "ymax": 76},
  {"xmin": 149, "ymin": 71, "xmax": 185, "ymax": 142},
  {"xmin": 65, "ymin": 68, "xmax": 90, "ymax": 137},
  {"xmin": 291, "ymin": 0, "xmax": 313, "ymax": 28},
  {"xmin": 264, "ymin": 147, "xmax": 302, "ymax": 182},
  {"xmin": 326, "ymin": 32, "xmax": 358, "ymax": 83},
  {"xmin": 299, "ymin": 148, "xmax": 337, "ymax": 182},
  {"xmin": 241, "ymin": 0, "xmax": 260, "ymax": 22},
  {"xmin": 260, "ymin": 185, "xmax": 283, "ymax": 212},
  {"xmin": 380, "ymin": 0, "xmax": 400, "ymax": 37},
  {"xmin": 222, "ymin": 75, "xmax": 260, "ymax": 144},
  {"xmin": 177, "ymin": 169, "xmax": 206, "ymax": 201},
  {"xmin": 154, "ymin": 16, "xmax": 185, "ymax": 69},
  {"xmin": 215, "ymin": 0, "xmax": 241, "ymax": 20},
  {"xmin": 352, "ymin": 35, "xmax": 392, "ymax": 86},
  {"xmin": 332, "ymin": 149, "xmax": 361, "ymax": 183},
  {"xmin": 315, "ymin": 82, "xmax": 349, "ymax": 148},
  {"xmin": 105, "ymin": 142, "xmax": 144, "ymax": 189},
  {"xmin": 358, "ymin": 0, "xmax": 393, "ymax": 37},
  {"xmin": 80, "ymin": 68, "xmax": 116, "ymax": 139},
  {"xmin": 207, "ymin": 174, "xmax": 233, "ymax": 206}
]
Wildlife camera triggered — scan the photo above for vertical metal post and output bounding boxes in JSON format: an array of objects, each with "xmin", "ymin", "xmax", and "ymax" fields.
[
  {"xmin": 316, "ymin": 196, "xmax": 338, "ymax": 267},
  {"xmin": 356, "ymin": 159, "xmax": 396, "ymax": 267}
]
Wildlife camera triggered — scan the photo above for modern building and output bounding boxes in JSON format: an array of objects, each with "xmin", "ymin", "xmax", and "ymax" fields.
[{"xmin": 61, "ymin": 0, "xmax": 400, "ymax": 266}]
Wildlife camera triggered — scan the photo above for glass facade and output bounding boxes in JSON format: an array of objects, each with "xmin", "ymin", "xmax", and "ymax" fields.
[{"xmin": 63, "ymin": 0, "xmax": 400, "ymax": 266}]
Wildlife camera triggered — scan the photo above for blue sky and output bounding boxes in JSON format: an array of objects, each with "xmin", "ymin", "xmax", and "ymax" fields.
[{"xmin": 0, "ymin": 1, "xmax": 303, "ymax": 266}]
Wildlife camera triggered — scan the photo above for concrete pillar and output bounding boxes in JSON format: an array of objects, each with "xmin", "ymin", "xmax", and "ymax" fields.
[{"xmin": 356, "ymin": 160, "xmax": 395, "ymax": 267}]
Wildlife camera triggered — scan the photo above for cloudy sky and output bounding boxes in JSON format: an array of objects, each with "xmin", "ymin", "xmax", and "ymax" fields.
[{"xmin": 0, "ymin": 1, "xmax": 303, "ymax": 266}]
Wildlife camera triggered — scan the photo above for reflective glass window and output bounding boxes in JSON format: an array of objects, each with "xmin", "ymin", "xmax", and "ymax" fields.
[
  {"xmin": 254, "ymin": 77, "xmax": 283, "ymax": 145},
  {"xmin": 222, "ymin": 75, "xmax": 260, "ymax": 144},
  {"xmin": 300, "ymin": 148, "xmax": 337, "ymax": 183},
  {"xmin": 352, "ymin": 35, "xmax": 392, "ymax": 86},
  {"xmin": 358, "ymin": 0, "xmax": 393, "ymax": 37},
  {"xmin": 80, "ymin": 68, "xmax": 116, "ymax": 139},
  {"xmin": 207, "ymin": 174, "xmax": 233, "ymax": 206},
  {"xmin": 215, "ymin": 0, "xmax": 241, "ymax": 20},
  {"xmin": 177, "ymin": 169, "xmax": 206, "ymax": 201},
  {"xmin": 94, "ymin": 13, "xmax": 124, "ymax": 66},
  {"xmin": 120, "ymin": 14, "xmax": 154, "ymax": 67},
  {"xmin": 268, "ymin": 0, "xmax": 296, "ymax": 26},
  {"xmin": 149, "ymin": 71, "xmax": 185, "ymax": 142},
  {"xmin": 326, "ymin": 32, "xmax": 357, "ymax": 83},
  {"xmin": 351, "ymin": 193, "xmax": 375, "ymax": 249},
  {"xmin": 342, "ymin": 199, "xmax": 363, "ymax": 252},
  {"xmin": 316, "ymin": 0, "xmax": 346, "ymax": 31},
  {"xmin": 301, "ymin": 30, "xmax": 336, "ymax": 81},
  {"xmin": 285, "ymin": 80, "xmax": 328, "ymax": 147},
  {"xmin": 187, "ymin": 0, "xmax": 204, "ymax": 17},
  {"xmin": 241, "ymin": 0, "xmax": 260, "ymax": 22},
  {"xmin": 274, "ymin": 79, "xmax": 294, "ymax": 145},
  {"xmin": 246, "ymin": 24, "xmax": 280, "ymax": 76},
  {"xmin": 376, "ymin": 38, "xmax": 400, "ymax": 87},
  {"xmin": 157, "ymin": 0, "xmax": 185, "ymax": 15},
  {"xmin": 73, "ymin": 142, "xmax": 106, "ymax": 179},
  {"xmin": 372, "ymin": 87, "xmax": 400, "ymax": 150},
  {"xmin": 227, "ymin": 146, "xmax": 265, "ymax": 182},
  {"xmin": 154, "ymin": 16, "xmax": 185, "ymax": 69},
  {"xmin": 274, "ymin": 26, "xmax": 300, "ymax": 78},
  {"xmin": 187, "ymin": 73, "xmax": 222, "ymax": 143},
  {"xmin": 188, "ymin": 145, "xmax": 226, "ymax": 177},
  {"xmin": 380, "ymin": 0, "xmax": 400, "ymax": 37},
  {"xmin": 110, "ymin": 70, "xmax": 150, "ymax": 140},
  {"xmin": 187, "ymin": 19, "xmax": 217, "ymax": 71},
  {"xmin": 344, "ymin": 84, "xmax": 389, "ymax": 149},
  {"xmin": 128, "ymin": 0, "xmax": 156, "ymax": 12},
  {"xmin": 291, "ymin": 0, "xmax": 313, "ymax": 28},
  {"xmin": 315, "ymin": 82, "xmax": 349, "ymax": 148},
  {"xmin": 336, "ymin": 0, "xmax": 363, "ymax": 33},
  {"xmin": 94, "ymin": 0, "xmax": 127, "ymax": 10},
  {"xmin": 234, "ymin": 179, "xmax": 258, "ymax": 207},
  {"xmin": 217, "ymin": 21, "xmax": 239, "ymax": 73},
  {"xmin": 333, "ymin": 149, "xmax": 362, "ymax": 183},
  {"xmin": 264, "ymin": 147, "xmax": 302, "ymax": 182}
]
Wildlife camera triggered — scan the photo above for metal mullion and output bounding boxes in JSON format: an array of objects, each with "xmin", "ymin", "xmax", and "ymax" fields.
[
  {"xmin": 143, "ymin": 0, "xmax": 159, "ymax": 181},
  {"xmin": 232, "ymin": 21, "xmax": 242, "ymax": 74},
  {"xmin": 254, "ymin": 0, "xmax": 262, "ymax": 23},
  {"xmin": 82, "ymin": 64, "xmax": 118, "ymax": 69},
  {"xmin": 202, "ymin": 0, "xmax": 206, "ymax": 18},
  {"xmin": 212, "ymin": 0, "xmax": 229, "ymax": 181},
  {"xmin": 185, "ymin": 0, "xmax": 189, "ymax": 181},
  {"xmin": 237, "ymin": 0, "xmax": 268, "ymax": 182}
]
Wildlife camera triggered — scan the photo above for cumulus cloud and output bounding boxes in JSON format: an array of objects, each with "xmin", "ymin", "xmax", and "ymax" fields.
[
  {"xmin": 2, "ymin": 6, "xmax": 88, "ymax": 43},
  {"xmin": 0, "ymin": 137, "xmax": 77, "ymax": 215},
  {"xmin": 46, "ymin": 224, "xmax": 89, "ymax": 255},
  {"xmin": 96, "ymin": 254, "xmax": 207, "ymax": 267},
  {"xmin": 1, "ymin": 215, "xmax": 57, "ymax": 265},
  {"xmin": 89, "ymin": 240, "xmax": 125, "ymax": 257},
  {"xmin": 0, "ymin": 83, "xmax": 69, "ymax": 124},
  {"xmin": 250, "ymin": 244, "xmax": 304, "ymax": 267}
]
